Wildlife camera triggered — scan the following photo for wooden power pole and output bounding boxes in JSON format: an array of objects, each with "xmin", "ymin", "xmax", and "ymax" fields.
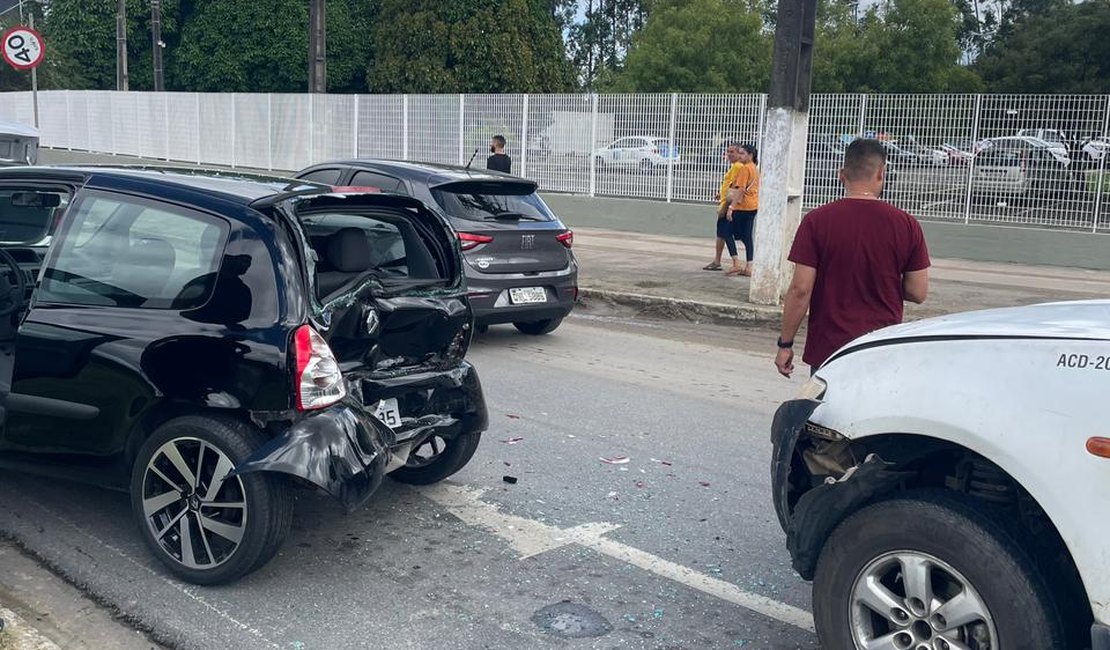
[
  {"xmin": 748, "ymin": 0, "xmax": 817, "ymax": 305},
  {"xmin": 151, "ymin": 0, "xmax": 164, "ymax": 92},
  {"xmin": 116, "ymin": 0, "xmax": 128, "ymax": 91},
  {"xmin": 308, "ymin": 0, "xmax": 327, "ymax": 93}
]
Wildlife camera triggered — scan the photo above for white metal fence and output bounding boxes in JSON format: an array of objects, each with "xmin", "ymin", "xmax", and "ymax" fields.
[{"xmin": 2, "ymin": 90, "xmax": 1108, "ymax": 231}]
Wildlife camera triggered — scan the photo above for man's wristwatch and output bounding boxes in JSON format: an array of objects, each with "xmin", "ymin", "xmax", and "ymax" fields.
[{"xmin": 777, "ymin": 337, "xmax": 794, "ymax": 349}]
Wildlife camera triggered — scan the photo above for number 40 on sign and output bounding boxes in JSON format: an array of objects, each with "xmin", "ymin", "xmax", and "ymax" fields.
[{"xmin": 2, "ymin": 26, "xmax": 45, "ymax": 71}]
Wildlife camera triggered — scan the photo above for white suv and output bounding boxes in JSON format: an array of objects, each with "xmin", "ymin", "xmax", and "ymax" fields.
[{"xmin": 772, "ymin": 300, "xmax": 1110, "ymax": 650}]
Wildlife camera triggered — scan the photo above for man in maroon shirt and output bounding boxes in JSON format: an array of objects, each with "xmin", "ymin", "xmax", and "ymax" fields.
[{"xmin": 775, "ymin": 138, "xmax": 931, "ymax": 377}]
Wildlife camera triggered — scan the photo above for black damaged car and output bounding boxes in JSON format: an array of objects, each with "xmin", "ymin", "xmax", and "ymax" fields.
[{"xmin": 0, "ymin": 167, "xmax": 488, "ymax": 584}]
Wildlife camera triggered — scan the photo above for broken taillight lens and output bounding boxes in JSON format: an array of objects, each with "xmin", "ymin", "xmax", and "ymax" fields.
[
  {"xmin": 458, "ymin": 232, "xmax": 494, "ymax": 251},
  {"xmin": 293, "ymin": 325, "xmax": 346, "ymax": 411},
  {"xmin": 556, "ymin": 230, "xmax": 574, "ymax": 249}
]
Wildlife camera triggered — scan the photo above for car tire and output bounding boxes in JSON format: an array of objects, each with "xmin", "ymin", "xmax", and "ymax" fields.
[
  {"xmin": 595, "ymin": 157, "xmax": 606, "ymax": 171},
  {"xmin": 812, "ymin": 491, "xmax": 1066, "ymax": 650},
  {"xmin": 389, "ymin": 431, "xmax": 481, "ymax": 485},
  {"xmin": 513, "ymin": 318, "xmax": 563, "ymax": 335},
  {"xmin": 130, "ymin": 415, "xmax": 293, "ymax": 585},
  {"xmin": 639, "ymin": 158, "xmax": 653, "ymax": 174}
]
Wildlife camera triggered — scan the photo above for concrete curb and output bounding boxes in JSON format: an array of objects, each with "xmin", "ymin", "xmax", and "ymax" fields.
[
  {"xmin": 578, "ymin": 288, "xmax": 780, "ymax": 326},
  {"xmin": 0, "ymin": 606, "xmax": 62, "ymax": 650}
]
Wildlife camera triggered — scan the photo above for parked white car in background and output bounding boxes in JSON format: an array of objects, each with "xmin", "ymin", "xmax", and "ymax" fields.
[
  {"xmin": 984, "ymin": 135, "xmax": 1071, "ymax": 164},
  {"xmin": 971, "ymin": 136, "xmax": 1077, "ymax": 199},
  {"xmin": 772, "ymin": 300, "xmax": 1110, "ymax": 650},
  {"xmin": 1081, "ymin": 136, "xmax": 1109, "ymax": 164},
  {"xmin": 1004, "ymin": 133, "xmax": 1072, "ymax": 163},
  {"xmin": 0, "ymin": 120, "xmax": 38, "ymax": 166},
  {"xmin": 593, "ymin": 136, "xmax": 680, "ymax": 172}
]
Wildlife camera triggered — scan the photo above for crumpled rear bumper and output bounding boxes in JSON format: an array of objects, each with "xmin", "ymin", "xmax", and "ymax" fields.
[
  {"xmin": 230, "ymin": 361, "xmax": 488, "ymax": 512},
  {"xmin": 232, "ymin": 404, "xmax": 390, "ymax": 511},
  {"xmin": 359, "ymin": 361, "xmax": 489, "ymax": 441}
]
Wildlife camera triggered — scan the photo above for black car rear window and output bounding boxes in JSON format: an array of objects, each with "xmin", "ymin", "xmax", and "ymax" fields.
[{"xmin": 431, "ymin": 183, "xmax": 554, "ymax": 223}]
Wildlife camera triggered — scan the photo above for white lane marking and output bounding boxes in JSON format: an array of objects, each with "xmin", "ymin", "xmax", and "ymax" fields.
[
  {"xmin": 419, "ymin": 482, "xmax": 620, "ymax": 558},
  {"xmin": 418, "ymin": 483, "xmax": 816, "ymax": 633},
  {"xmin": 0, "ymin": 496, "xmax": 283, "ymax": 650}
]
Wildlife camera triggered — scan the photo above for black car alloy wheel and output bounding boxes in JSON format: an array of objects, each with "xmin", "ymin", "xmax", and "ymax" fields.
[
  {"xmin": 139, "ymin": 436, "xmax": 248, "ymax": 571},
  {"xmin": 131, "ymin": 416, "xmax": 293, "ymax": 585}
]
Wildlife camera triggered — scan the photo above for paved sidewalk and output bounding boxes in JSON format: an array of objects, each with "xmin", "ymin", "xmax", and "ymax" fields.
[
  {"xmin": 0, "ymin": 541, "xmax": 162, "ymax": 650},
  {"xmin": 573, "ymin": 227, "xmax": 1110, "ymax": 325}
]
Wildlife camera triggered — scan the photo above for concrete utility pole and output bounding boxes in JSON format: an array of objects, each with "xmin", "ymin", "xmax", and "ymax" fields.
[
  {"xmin": 748, "ymin": 0, "xmax": 817, "ymax": 306},
  {"xmin": 29, "ymin": 9, "xmax": 38, "ymax": 128},
  {"xmin": 308, "ymin": 0, "xmax": 326, "ymax": 93},
  {"xmin": 116, "ymin": 0, "xmax": 128, "ymax": 91},
  {"xmin": 151, "ymin": 0, "xmax": 164, "ymax": 92}
]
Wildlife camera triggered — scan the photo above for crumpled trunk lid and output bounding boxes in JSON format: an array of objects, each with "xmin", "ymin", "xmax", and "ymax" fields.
[
  {"xmin": 267, "ymin": 192, "xmax": 473, "ymax": 376},
  {"xmin": 321, "ymin": 292, "xmax": 472, "ymax": 374}
]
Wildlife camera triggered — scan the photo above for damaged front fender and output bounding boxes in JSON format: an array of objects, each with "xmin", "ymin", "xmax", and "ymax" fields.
[
  {"xmin": 786, "ymin": 455, "xmax": 913, "ymax": 579},
  {"xmin": 770, "ymin": 399, "xmax": 913, "ymax": 580},
  {"xmin": 770, "ymin": 398, "xmax": 822, "ymax": 533},
  {"xmin": 231, "ymin": 402, "xmax": 391, "ymax": 511}
]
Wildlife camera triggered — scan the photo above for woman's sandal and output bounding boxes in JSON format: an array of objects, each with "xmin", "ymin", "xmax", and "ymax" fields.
[
  {"xmin": 702, "ymin": 263, "xmax": 723, "ymax": 271},
  {"xmin": 726, "ymin": 265, "xmax": 752, "ymax": 277}
]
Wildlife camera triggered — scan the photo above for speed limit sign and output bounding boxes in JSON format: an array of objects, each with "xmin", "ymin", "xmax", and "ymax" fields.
[{"xmin": 2, "ymin": 26, "xmax": 45, "ymax": 71}]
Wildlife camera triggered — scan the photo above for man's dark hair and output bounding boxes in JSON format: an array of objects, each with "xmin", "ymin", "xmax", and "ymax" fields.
[
  {"xmin": 725, "ymin": 141, "xmax": 741, "ymax": 151},
  {"xmin": 492, "ymin": 134, "xmax": 507, "ymax": 148},
  {"xmin": 842, "ymin": 138, "xmax": 887, "ymax": 182}
]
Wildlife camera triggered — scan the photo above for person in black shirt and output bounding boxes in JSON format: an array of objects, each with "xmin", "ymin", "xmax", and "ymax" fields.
[{"xmin": 487, "ymin": 134, "xmax": 512, "ymax": 174}]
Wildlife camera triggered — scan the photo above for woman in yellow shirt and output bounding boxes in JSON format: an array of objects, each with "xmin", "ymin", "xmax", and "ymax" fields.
[{"xmin": 726, "ymin": 144, "xmax": 760, "ymax": 277}]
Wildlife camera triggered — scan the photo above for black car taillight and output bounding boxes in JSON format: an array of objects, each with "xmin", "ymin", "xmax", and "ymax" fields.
[
  {"xmin": 458, "ymin": 232, "xmax": 493, "ymax": 251},
  {"xmin": 292, "ymin": 325, "xmax": 346, "ymax": 411}
]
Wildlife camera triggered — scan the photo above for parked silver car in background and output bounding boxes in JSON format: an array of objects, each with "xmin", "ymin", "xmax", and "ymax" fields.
[
  {"xmin": 972, "ymin": 136, "xmax": 1075, "ymax": 200},
  {"xmin": 0, "ymin": 121, "xmax": 38, "ymax": 166}
]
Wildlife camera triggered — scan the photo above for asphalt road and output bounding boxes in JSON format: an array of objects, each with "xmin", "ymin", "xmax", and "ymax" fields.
[{"xmin": 0, "ymin": 313, "xmax": 819, "ymax": 650}]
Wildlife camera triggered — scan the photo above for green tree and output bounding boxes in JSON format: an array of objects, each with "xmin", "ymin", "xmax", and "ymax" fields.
[
  {"xmin": 169, "ymin": 0, "xmax": 372, "ymax": 93},
  {"xmin": 868, "ymin": 0, "xmax": 982, "ymax": 91},
  {"xmin": 566, "ymin": 0, "xmax": 649, "ymax": 89},
  {"xmin": 0, "ymin": 3, "xmax": 86, "ymax": 91},
  {"xmin": 365, "ymin": 0, "xmax": 574, "ymax": 93},
  {"xmin": 609, "ymin": 0, "xmax": 770, "ymax": 93},
  {"xmin": 535, "ymin": 0, "xmax": 579, "ymax": 32},
  {"xmin": 43, "ymin": 0, "xmax": 181, "ymax": 90},
  {"xmin": 975, "ymin": 0, "xmax": 1108, "ymax": 93},
  {"xmin": 812, "ymin": 0, "xmax": 983, "ymax": 93},
  {"xmin": 810, "ymin": 0, "xmax": 877, "ymax": 92}
]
